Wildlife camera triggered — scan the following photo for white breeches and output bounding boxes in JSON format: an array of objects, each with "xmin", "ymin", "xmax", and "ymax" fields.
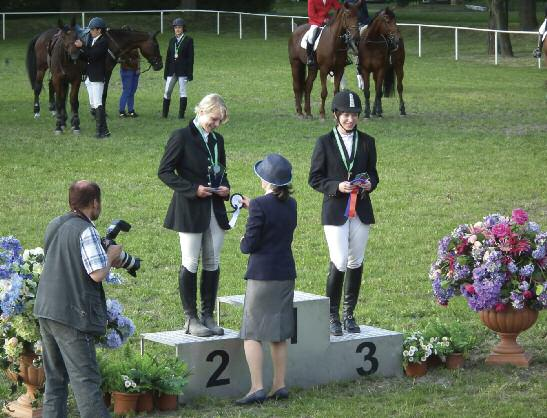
[
  {"xmin": 164, "ymin": 76, "xmax": 188, "ymax": 99},
  {"xmin": 85, "ymin": 78, "xmax": 104, "ymax": 109},
  {"xmin": 178, "ymin": 205, "xmax": 226, "ymax": 273},
  {"xmin": 324, "ymin": 218, "xmax": 370, "ymax": 272}
]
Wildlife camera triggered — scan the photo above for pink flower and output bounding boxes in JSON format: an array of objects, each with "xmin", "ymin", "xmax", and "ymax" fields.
[
  {"xmin": 523, "ymin": 290, "xmax": 534, "ymax": 300},
  {"xmin": 494, "ymin": 303, "xmax": 507, "ymax": 312},
  {"xmin": 491, "ymin": 223, "xmax": 511, "ymax": 239},
  {"xmin": 511, "ymin": 208, "xmax": 528, "ymax": 225},
  {"xmin": 464, "ymin": 284, "xmax": 476, "ymax": 295}
]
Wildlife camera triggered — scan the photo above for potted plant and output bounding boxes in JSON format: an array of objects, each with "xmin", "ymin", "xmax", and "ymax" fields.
[
  {"xmin": 1, "ymin": 237, "xmax": 45, "ymax": 415},
  {"xmin": 430, "ymin": 209, "xmax": 546, "ymax": 367},
  {"xmin": 152, "ymin": 357, "xmax": 189, "ymax": 411},
  {"xmin": 443, "ymin": 321, "xmax": 476, "ymax": 369},
  {"xmin": 402, "ymin": 331, "xmax": 431, "ymax": 377},
  {"xmin": 111, "ymin": 366, "xmax": 143, "ymax": 415}
]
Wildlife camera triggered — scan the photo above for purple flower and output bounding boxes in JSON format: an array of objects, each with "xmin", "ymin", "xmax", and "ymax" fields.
[
  {"xmin": 510, "ymin": 291, "xmax": 525, "ymax": 309},
  {"xmin": 437, "ymin": 236, "xmax": 451, "ymax": 257},
  {"xmin": 106, "ymin": 299, "xmax": 123, "ymax": 322},
  {"xmin": 454, "ymin": 263, "xmax": 471, "ymax": 280},
  {"xmin": 519, "ymin": 264, "xmax": 534, "ymax": 278},
  {"xmin": 507, "ymin": 262, "xmax": 518, "ymax": 274},
  {"xmin": 532, "ymin": 247, "xmax": 546, "ymax": 260},
  {"xmin": 116, "ymin": 315, "xmax": 136, "ymax": 339},
  {"xmin": 464, "ymin": 274, "xmax": 505, "ymax": 311},
  {"xmin": 105, "ymin": 330, "xmax": 123, "ymax": 349},
  {"xmin": 431, "ymin": 275, "xmax": 455, "ymax": 305},
  {"xmin": 527, "ymin": 222, "xmax": 541, "ymax": 233},
  {"xmin": 483, "ymin": 214, "xmax": 505, "ymax": 228},
  {"xmin": 0, "ymin": 237, "xmax": 23, "ymax": 265}
]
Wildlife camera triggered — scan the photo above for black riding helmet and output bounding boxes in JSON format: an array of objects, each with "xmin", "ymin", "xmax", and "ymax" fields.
[
  {"xmin": 172, "ymin": 18, "xmax": 185, "ymax": 27},
  {"xmin": 331, "ymin": 90, "xmax": 362, "ymax": 114},
  {"xmin": 88, "ymin": 17, "xmax": 107, "ymax": 29}
]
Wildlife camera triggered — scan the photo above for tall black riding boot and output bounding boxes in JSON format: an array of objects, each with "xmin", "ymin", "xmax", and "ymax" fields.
[
  {"xmin": 162, "ymin": 98, "xmax": 170, "ymax": 118},
  {"xmin": 178, "ymin": 97, "xmax": 187, "ymax": 119},
  {"xmin": 179, "ymin": 267, "xmax": 213, "ymax": 337},
  {"xmin": 94, "ymin": 107, "xmax": 101, "ymax": 138},
  {"xmin": 343, "ymin": 264, "xmax": 363, "ymax": 333},
  {"xmin": 98, "ymin": 105, "xmax": 110, "ymax": 137},
  {"xmin": 200, "ymin": 269, "xmax": 224, "ymax": 335},
  {"xmin": 306, "ymin": 43, "xmax": 316, "ymax": 67},
  {"xmin": 326, "ymin": 262, "xmax": 345, "ymax": 336}
]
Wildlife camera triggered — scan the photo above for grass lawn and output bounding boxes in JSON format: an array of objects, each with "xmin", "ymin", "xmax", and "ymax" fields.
[{"xmin": 0, "ymin": 9, "xmax": 546, "ymax": 418}]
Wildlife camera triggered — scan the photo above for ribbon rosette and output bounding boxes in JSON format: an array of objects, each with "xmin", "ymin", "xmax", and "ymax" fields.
[{"xmin": 344, "ymin": 173, "xmax": 370, "ymax": 218}]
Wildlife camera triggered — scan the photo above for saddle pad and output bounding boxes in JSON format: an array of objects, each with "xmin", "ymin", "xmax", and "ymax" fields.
[{"xmin": 300, "ymin": 26, "xmax": 324, "ymax": 50}]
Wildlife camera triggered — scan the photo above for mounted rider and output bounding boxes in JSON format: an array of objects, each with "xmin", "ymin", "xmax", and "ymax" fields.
[
  {"xmin": 307, "ymin": 0, "xmax": 341, "ymax": 67},
  {"xmin": 532, "ymin": 6, "xmax": 547, "ymax": 58}
]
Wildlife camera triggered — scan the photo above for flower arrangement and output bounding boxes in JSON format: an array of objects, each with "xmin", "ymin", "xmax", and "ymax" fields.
[
  {"xmin": 430, "ymin": 209, "xmax": 546, "ymax": 312},
  {"xmin": 96, "ymin": 298, "xmax": 136, "ymax": 349},
  {"xmin": 0, "ymin": 237, "xmax": 44, "ymax": 371},
  {"xmin": 402, "ymin": 331, "xmax": 432, "ymax": 365}
]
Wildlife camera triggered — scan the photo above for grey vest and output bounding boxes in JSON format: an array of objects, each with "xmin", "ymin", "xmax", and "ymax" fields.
[{"xmin": 34, "ymin": 213, "xmax": 107, "ymax": 336}]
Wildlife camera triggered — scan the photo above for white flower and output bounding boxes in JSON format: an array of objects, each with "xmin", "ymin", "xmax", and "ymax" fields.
[
  {"xmin": 131, "ymin": 382, "xmax": 137, "ymax": 388},
  {"xmin": 468, "ymin": 235, "xmax": 477, "ymax": 244},
  {"xmin": 122, "ymin": 375, "xmax": 129, "ymax": 381},
  {"xmin": 124, "ymin": 380, "xmax": 131, "ymax": 388},
  {"xmin": 409, "ymin": 357, "xmax": 414, "ymax": 362},
  {"xmin": 421, "ymin": 356, "xmax": 427, "ymax": 362},
  {"xmin": 403, "ymin": 350, "xmax": 409, "ymax": 357}
]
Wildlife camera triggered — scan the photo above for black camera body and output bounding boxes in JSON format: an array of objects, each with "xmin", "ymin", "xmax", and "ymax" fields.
[{"xmin": 101, "ymin": 219, "xmax": 141, "ymax": 277}]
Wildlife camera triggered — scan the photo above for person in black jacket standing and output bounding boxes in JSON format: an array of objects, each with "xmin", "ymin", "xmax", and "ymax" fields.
[
  {"xmin": 74, "ymin": 17, "xmax": 110, "ymax": 138},
  {"xmin": 162, "ymin": 17, "xmax": 194, "ymax": 119},
  {"xmin": 308, "ymin": 90, "xmax": 379, "ymax": 337},
  {"xmin": 236, "ymin": 153, "xmax": 297, "ymax": 405},
  {"xmin": 158, "ymin": 93, "xmax": 230, "ymax": 337}
]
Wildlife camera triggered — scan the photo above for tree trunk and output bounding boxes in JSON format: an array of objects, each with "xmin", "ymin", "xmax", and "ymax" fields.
[
  {"xmin": 487, "ymin": 0, "xmax": 513, "ymax": 57},
  {"xmin": 518, "ymin": 0, "xmax": 538, "ymax": 30}
]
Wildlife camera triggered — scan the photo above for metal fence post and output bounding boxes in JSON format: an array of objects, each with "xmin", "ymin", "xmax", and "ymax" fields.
[
  {"xmin": 455, "ymin": 27, "xmax": 458, "ymax": 61},
  {"xmin": 217, "ymin": 12, "xmax": 220, "ymax": 35},
  {"xmin": 418, "ymin": 24, "xmax": 422, "ymax": 57},
  {"xmin": 239, "ymin": 13, "xmax": 242, "ymax": 39},
  {"xmin": 291, "ymin": 17, "xmax": 294, "ymax": 32},
  {"xmin": 160, "ymin": 11, "xmax": 163, "ymax": 34},
  {"xmin": 494, "ymin": 31, "xmax": 498, "ymax": 65},
  {"xmin": 264, "ymin": 15, "xmax": 267, "ymax": 40},
  {"xmin": 2, "ymin": 14, "xmax": 5, "ymax": 41},
  {"xmin": 81, "ymin": 12, "xmax": 85, "ymax": 27}
]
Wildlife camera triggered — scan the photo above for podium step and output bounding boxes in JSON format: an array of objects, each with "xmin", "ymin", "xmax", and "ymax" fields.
[{"xmin": 330, "ymin": 325, "xmax": 401, "ymax": 342}]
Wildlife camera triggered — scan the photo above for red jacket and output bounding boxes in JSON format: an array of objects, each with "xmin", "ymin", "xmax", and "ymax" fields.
[{"xmin": 308, "ymin": 0, "xmax": 341, "ymax": 26}]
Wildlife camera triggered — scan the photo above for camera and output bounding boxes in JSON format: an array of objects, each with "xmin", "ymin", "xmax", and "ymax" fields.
[{"xmin": 101, "ymin": 219, "xmax": 141, "ymax": 277}]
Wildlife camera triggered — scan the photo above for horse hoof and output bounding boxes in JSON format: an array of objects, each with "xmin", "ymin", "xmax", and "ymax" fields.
[
  {"xmin": 400, "ymin": 113, "xmax": 406, "ymax": 117},
  {"xmin": 304, "ymin": 114, "xmax": 313, "ymax": 120},
  {"xmin": 34, "ymin": 113, "xmax": 40, "ymax": 119},
  {"xmin": 54, "ymin": 130, "xmax": 62, "ymax": 135},
  {"xmin": 319, "ymin": 117, "xmax": 326, "ymax": 123},
  {"xmin": 296, "ymin": 114, "xmax": 305, "ymax": 120}
]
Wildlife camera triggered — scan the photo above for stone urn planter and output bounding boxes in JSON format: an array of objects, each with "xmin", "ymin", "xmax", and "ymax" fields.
[
  {"xmin": 3, "ymin": 353, "xmax": 45, "ymax": 418},
  {"xmin": 479, "ymin": 307, "xmax": 539, "ymax": 367}
]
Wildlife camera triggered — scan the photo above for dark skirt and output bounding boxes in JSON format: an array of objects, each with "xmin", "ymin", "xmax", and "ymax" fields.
[{"xmin": 239, "ymin": 279, "xmax": 295, "ymax": 342}]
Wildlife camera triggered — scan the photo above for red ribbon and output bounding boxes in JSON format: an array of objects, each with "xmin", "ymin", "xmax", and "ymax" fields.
[{"xmin": 347, "ymin": 189, "xmax": 359, "ymax": 218}]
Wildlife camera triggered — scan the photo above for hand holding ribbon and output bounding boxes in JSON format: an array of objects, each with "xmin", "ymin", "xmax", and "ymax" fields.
[{"xmin": 344, "ymin": 173, "xmax": 370, "ymax": 218}]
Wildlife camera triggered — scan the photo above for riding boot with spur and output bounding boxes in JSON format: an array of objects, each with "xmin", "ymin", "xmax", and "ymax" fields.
[
  {"xmin": 343, "ymin": 264, "xmax": 363, "ymax": 333},
  {"xmin": 200, "ymin": 269, "xmax": 224, "ymax": 335},
  {"xmin": 94, "ymin": 107, "xmax": 102, "ymax": 138},
  {"xmin": 326, "ymin": 262, "xmax": 345, "ymax": 336},
  {"xmin": 162, "ymin": 98, "xmax": 170, "ymax": 118},
  {"xmin": 306, "ymin": 43, "xmax": 316, "ymax": 67},
  {"xmin": 179, "ymin": 267, "xmax": 213, "ymax": 337},
  {"xmin": 178, "ymin": 97, "xmax": 187, "ymax": 119},
  {"xmin": 98, "ymin": 105, "xmax": 110, "ymax": 138}
]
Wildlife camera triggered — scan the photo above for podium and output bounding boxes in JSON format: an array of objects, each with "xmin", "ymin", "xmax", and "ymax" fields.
[{"xmin": 141, "ymin": 291, "xmax": 402, "ymax": 401}]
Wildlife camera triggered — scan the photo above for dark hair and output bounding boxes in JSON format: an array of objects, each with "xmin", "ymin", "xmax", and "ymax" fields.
[
  {"xmin": 271, "ymin": 184, "xmax": 293, "ymax": 202},
  {"xmin": 69, "ymin": 180, "xmax": 101, "ymax": 211}
]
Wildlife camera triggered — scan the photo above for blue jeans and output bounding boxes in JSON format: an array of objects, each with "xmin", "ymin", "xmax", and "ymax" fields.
[
  {"xmin": 119, "ymin": 68, "xmax": 140, "ymax": 112},
  {"xmin": 38, "ymin": 318, "xmax": 110, "ymax": 418}
]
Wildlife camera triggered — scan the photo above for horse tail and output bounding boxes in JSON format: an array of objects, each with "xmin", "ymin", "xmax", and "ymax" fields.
[
  {"xmin": 383, "ymin": 62, "xmax": 395, "ymax": 98},
  {"xmin": 26, "ymin": 34, "xmax": 39, "ymax": 90}
]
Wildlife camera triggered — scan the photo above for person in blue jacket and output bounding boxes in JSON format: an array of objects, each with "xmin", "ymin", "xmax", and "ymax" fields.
[{"xmin": 236, "ymin": 153, "xmax": 297, "ymax": 405}]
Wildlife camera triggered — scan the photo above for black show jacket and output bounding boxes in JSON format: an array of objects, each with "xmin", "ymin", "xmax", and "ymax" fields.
[
  {"xmin": 80, "ymin": 34, "xmax": 108, "ymax": 82},
  {"xmin": 163, "ymin": 35, "xmax": 194, "ymax": 80},
  {"xmin": 308, "ymin": 129, "xmax": 379, "ymax": 226},
  {"xmin": 158, "ymin": 122, "xmax": 230, "ymax": 233}
]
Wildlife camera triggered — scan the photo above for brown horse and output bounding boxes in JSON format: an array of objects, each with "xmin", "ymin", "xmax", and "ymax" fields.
[
  {"xmin": 26, "ymin": 27, "xmax": 62, "ymax": 117},
  {"xmin": 26, "ymin": 24, "xmax": 163, "ymax": 118},
  {"xmin": 288, "ymin": 1, "xmax": 361, "ymax": 120},
  {"xmin": 48, "ymin": 22, "xmax": 85, "ymax": 134},
  {"xmin": 358, "ymin": 8, "xmax": 405, "ymax": 118}
]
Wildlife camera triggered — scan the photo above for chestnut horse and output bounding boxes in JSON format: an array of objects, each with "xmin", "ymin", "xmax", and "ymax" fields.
[
  {"xmin": 26, "ymin": 24, "xmax": 163, "ymax": 118},
  {"xmin": 358, "ymin": 8, "xmax": 406, "ymax": 118},
  {"xmin": 48, "ymin": 23, "xmax": 85, "ymax": 134},
  {"xmin": 288, "ymin": 1, "xmax": 361, "ymax": 120}
]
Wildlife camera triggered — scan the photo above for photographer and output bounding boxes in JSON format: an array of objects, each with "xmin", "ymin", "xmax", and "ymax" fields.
[{"xmin": 34, "ymin": 180, "xmax": 122, "ymax": 418}]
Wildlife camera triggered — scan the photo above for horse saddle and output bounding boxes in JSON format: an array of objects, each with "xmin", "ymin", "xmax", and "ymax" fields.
[{"xmin": 300, "ymin": 26, "xmax": 325, "ymax": 51}]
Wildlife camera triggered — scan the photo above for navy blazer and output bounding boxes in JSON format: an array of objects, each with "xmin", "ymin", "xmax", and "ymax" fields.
[
  {"xmin": 158, "ymin": 122, "xmax": 230, "ymax": 233},
  {"xmin": 240, "ymin": 194, "xmax": 297, "ymax": 281},
  {"xmin": 80, "ymin": 34, "xmax": 108, "ymax": 82},
  {"xmin": 308, "ymin": 129, "xmax": 379, "ymax": 226},
  {"xmin": 164, "ymin": 35, "xmax": 194, "ymax": 80}
]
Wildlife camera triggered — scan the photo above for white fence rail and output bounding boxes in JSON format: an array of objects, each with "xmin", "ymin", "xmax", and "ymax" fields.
[{"xmin": 1, "ymin": 9, "xmax": 541, "ymax": 68}]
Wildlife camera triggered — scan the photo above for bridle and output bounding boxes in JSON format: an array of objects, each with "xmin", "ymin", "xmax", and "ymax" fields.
[{"xmin": 105, "ymin": 30, "xmax": 162, "ymax": 72}]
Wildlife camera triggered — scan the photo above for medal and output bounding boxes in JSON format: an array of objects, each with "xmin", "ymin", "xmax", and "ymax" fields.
[{"xmin": 174, "ymin": 52, "xmax": 178, "ymax": 59}]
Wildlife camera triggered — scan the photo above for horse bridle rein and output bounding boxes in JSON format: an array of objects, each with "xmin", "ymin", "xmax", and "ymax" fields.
[{"xmin": 104, "ymin": 30, "xmax": 161, "ymax": 73}]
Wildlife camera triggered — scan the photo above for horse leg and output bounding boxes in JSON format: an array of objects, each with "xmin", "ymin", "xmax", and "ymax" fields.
[
  {"xmin": 396, "ymin": 64, "xmax": 406, "ymax": 116},
  {"xmin": 33, "ymin": 69, "xmax": 46, "ymax": 118},
  {"xmin": 70, "ymin": 80, "xmax": 81, "ymax": 133},
  {"xmin": 373, "ymin": 71, "xmax": 384, "ymax": 117},
  {"xmin": 53, "ymin": 78, "xmax": 64, "ymax": 134},
  {"xmin": 304, "ymin": 67, "xmax": 318, "ymax": 119},
  {"xmin": 363, "ymin": 71, "xmax": 371, "ymax": 119},
  {"xmin": 319, "ymin": 71, "xmax": 329, "ymax": 121},
  {"xmin": 48, "ymin": 78, "xmax": 56, "ymax": 114},
  {"xmin": 291, "ymin": 60, "xmax": 305, "ymax": 119}
]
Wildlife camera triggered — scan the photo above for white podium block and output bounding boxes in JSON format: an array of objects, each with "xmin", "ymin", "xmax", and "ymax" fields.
[{"xmin": 141, "ymin": 291, "xmax": 403, "ymax": 401}]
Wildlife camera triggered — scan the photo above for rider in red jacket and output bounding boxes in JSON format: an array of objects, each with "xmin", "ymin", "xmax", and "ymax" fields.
[{"xmin": 307, "ymin": 0, "xmax": 341, "ymax": 66}]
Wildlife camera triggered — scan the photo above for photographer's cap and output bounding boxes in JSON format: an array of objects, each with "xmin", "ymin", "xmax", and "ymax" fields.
[{"xmin": 254, "ymin": 153, "xmax": 292, "ymax": 187}]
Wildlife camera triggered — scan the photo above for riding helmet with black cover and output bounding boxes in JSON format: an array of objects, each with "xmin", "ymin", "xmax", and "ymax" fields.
[
  {"xmin": 88, "ymin": 17, "xmax": 107, "ymax": 29},
  {"xmin": 331, "ymin": 90, "xmax": 362, "ymax": 114},
  {"xmin": 172, "ymin": 18, "xmax": 185, "ymax": 27}
]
